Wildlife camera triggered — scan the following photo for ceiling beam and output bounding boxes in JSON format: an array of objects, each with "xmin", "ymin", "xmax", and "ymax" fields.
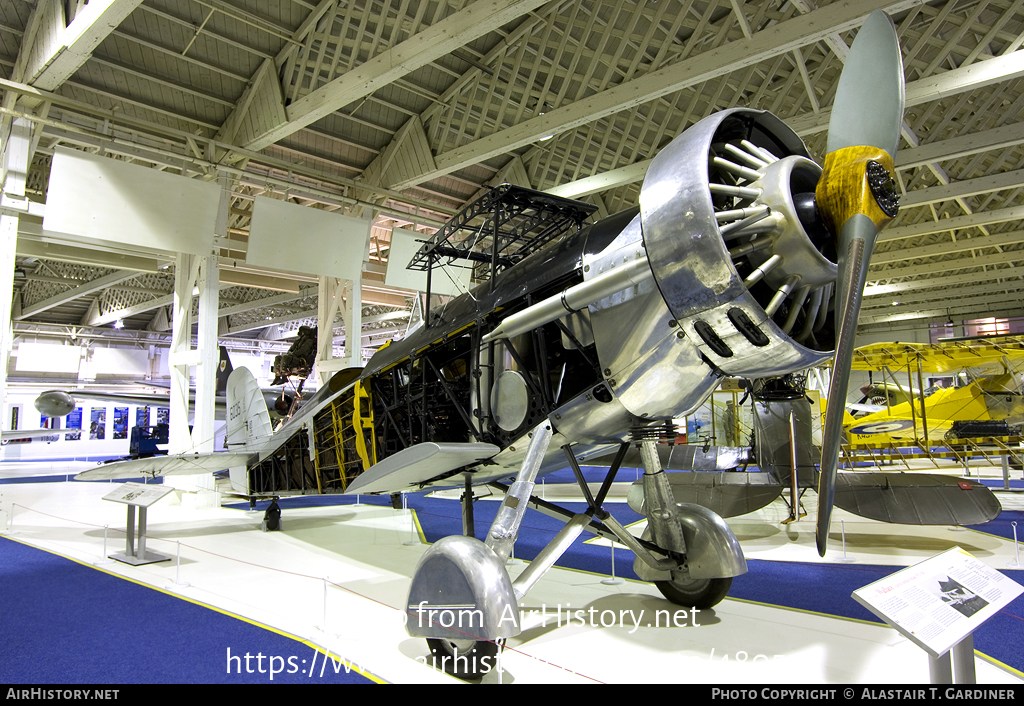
[
  {"xmin": 83, "ymin": 293, "xmax": 172, "ymax": 328},
  {"xmin": 871, "ymin": 230, "xmax": 1024, "ymax": 266},
  {"xmin": 865, "ymin": 265, "xmax": 1024, "ymax": 297},
  {"xmin": 870, "ymin": 248, "xmax": 1024, "ymax": 280},
  {"xmin": 879, "ymin": 205, "xmax": 1024, "ymax": 243},
  {"xmin": 545, "ymin": 159, "xmax": 653, "ymax": 199},
  {"xmin": 859, "ymin": 300, "xmax": 1024, "ymax": 330},
  {"xmin": 16, "ymin": 237, "xmax": 163, "ymax": 272},
  {"xmin": 901, "ymin": 167, "xmax": 1024, "ymax": 208},
  {"xmin": 233, "ymin": 0, "xmax": 551, "ymax": 150},
  {"xmin": 395, "ymin": 0, "xmax": 931, "ymax": 189},
  {"xmin": 863, "ymin": 280, "xmax": 1024, "ymax": 310},
  {"xmin": 15, "ymin": 0, "xmax": 144, "ymax": 93},
  {"xmin": 863, "ymin": 293, "xmax": 1024, "ymax": 324},
  {"xmin": 895, "ymin": 121, "xmax": 1024, "ymax": 170},
  {"xmin": 16, "ymin": 269, "xmax": 141, "ymax": 320},
  {"xmin": 542, "ymin": 47, "xmax": 1024, "ymax": 202},
  {"xmin": 216, "ymin": 286, "xmax": 317, "ymax": 319}
]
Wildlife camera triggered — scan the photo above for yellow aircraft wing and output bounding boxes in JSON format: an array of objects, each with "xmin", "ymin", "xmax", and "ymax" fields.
[{"xmin": 849, "ymin": 335, "xmax": 1024, "ymax": 375}]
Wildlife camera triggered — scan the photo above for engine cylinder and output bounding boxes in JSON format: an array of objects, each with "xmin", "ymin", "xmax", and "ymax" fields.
[{"xmin": 639, "ymin": 108, "xmax": 838, "ymax": 378}]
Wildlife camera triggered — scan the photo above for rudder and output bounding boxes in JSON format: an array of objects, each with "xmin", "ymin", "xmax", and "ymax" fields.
[{"xmin": 226, "ymin": 368, "xmax": 273, "ymax": 449}]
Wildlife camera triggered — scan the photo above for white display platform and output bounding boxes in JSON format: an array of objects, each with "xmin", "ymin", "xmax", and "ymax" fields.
[{"xmin": 1, "ymin": 477, "xmax": 1022, "ymax": 684}]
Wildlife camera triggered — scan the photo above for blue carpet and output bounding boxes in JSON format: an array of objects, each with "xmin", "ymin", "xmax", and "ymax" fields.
[
  {"xmin": 237, "ymin": 486, "xmax": 1024, "ymax": 673},
  {"xmin": 981, "ymin": 478, "xmax": 1024, "ymax": 489},
  {"xmin": 966, "ymin": 507, "xmax": 1024, "ymax": 542},
  {"xmin": 0, "ymin": 537, "xmax": 377, "ymax": 684},
  {"xmin": 11, "ymin": 468, "xmax": 1024, "ymax": 682}
]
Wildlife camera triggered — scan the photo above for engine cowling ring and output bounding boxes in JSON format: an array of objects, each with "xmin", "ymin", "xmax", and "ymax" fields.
[{"xmin": 639, "ymin": 108, "xmax": 838, "ymax": 378}]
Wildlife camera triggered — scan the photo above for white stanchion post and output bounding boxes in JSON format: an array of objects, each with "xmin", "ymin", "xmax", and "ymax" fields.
[
  {"xmin": 165, "ymin": 541, "xmax": 190, "ymax": 588},
  {"xmin": 402, "ymin": 493, "xmax": 419, "ymax": 546},
  {"xmin": 836, "ymin": 519, "xmax": 856, "ymax": 563},
  {"xmin": 1009, "ymin": 521, "xmax": 1021, "ymax": 568},
  {"xmin": 316, "ymin": 577, "xmax": 338, "ymax": 637},
  {"xmin": 95, "ymin": 525, "xmax": 114, "ymax": 566},
  {"xmin": 602, "ymin": 542, "xmax": 624, "ymax": 585},
  {"xmin": 2, "ymin": 502, "xmax": 17, "ymax": 535},
  {"xmin": 497, "ymin": 639, "xmax": 504, "ymax": 685}
]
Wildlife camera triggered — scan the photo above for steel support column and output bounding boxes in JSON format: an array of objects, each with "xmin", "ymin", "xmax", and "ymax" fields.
[{"xmin": 0, "ymin": 118, "xmax": 31, "ymax": 459}]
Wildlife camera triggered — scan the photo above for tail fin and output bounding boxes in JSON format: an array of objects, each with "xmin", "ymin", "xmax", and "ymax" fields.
[
  {"xmin": 216, "ymin": 346, "xmax": 234, "ymax": 395},
  {"xmin": 226, "ymin": 368, "xmax": 274, "ymax": 449}
]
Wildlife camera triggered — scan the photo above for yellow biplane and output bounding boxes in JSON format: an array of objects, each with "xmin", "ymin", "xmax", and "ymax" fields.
[{"xmin": 844, "ymin": 335, "xmax": 1024, "ymax": 447}]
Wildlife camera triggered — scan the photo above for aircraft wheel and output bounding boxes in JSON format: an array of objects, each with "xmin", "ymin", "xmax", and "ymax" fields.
[
  {"xmin": 655, "ymin": 576, "xmax": 732, "ymax": 609},
  {"xmin": 425, "ymin": 638, "xmax": 498, "ymax": 680}
]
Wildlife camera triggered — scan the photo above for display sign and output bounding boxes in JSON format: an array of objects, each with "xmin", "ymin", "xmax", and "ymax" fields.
[
  {"xmin": 102, "ymin": 483, "xmax": 174, "ymax": 508},
  {"xmin": 852, "ymin": 546, "xmax": 1023, "ymax": 657},
  {"xmin": 113, "ymin": 407, "xmax": 129, "ymax": 440},
  {"xmin": 66, "ymin": 407, "xmax": 82, "ymax": 441},
  {"xmin": 44, "ymin": 147, "xmax": 220, "ymax": 257}
]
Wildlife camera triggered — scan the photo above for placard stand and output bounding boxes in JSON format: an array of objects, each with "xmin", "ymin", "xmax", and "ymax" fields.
[
  {"xmin": 103, "ymin": 483, "xmax": 174, "ymax": 566},
  {"xmin": 852, "ymin": 547, "xmax": 1022, "ymax": 684}
]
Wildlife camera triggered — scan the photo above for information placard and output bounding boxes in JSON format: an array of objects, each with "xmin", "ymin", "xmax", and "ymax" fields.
[
  {"xmin": 102, "ymin": 482, "xmax": 173, "ymax": 508},
  {"xmin": 852, "ymin": 546, "xmax": 1023, "ymax": 657}
]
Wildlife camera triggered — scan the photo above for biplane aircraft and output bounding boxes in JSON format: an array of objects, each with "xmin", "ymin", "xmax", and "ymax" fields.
[
  {"xmin": 844, "ymin": 336, "xmax": 1024, "ymax": 446},
  {"xmin": 72, "ymin": 11, "xmax": 1000, "ymax": 679}
]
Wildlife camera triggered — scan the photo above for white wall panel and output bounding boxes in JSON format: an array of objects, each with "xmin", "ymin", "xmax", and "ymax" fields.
[
  {"xmin": 385, "ymin": 228, "xmax": 473, "ymax": 296},
  {"xmin": 43, "ymin": 147, "xmax": 220, "ymax": 256},
  {"xmin": 246, "ymin": 196, "xmax": 370, "ymax": 280},
  {"xmin": 89, "ymin": 347, "xmax": 150, "ymax": 376},
  {"xmin": 15, "ymin": 342, "xmax": 82, "ymax": 373}
]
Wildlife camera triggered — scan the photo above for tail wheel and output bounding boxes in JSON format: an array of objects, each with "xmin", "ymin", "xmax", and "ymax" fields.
[
  {"xmin": 655, "ymin": 575, "xmax": 733, "ymax": 609},
  {"xmin": 425, "ymin": 638, "xmax": 498, "ymax": 680}
]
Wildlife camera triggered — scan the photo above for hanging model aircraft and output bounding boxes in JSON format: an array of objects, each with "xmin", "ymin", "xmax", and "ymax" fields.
[
  {"xmin": 842, "ymin": 336, "xmax": 1024, "ymax": 447},
  {"xmin": 74, "ymin": 11, "xmax": 1000, "ymax": 678},
  {"xmin": 32, "ymin": 346, "xmax": 303, "ymax": 423}
]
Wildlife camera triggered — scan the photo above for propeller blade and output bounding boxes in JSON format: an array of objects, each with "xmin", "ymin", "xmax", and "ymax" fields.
[
  {"xmin": 814, "ymin": 10, "xmax": 904, "ymax": 557},
  {"xmin": 826, "ymin": 11, "xmax": 904, "ymax": 159}
]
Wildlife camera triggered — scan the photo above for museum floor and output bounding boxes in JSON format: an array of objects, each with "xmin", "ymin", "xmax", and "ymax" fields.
[{"xmin": 1, "ymin": 460, "xmax": 1022, "ymax": 685}]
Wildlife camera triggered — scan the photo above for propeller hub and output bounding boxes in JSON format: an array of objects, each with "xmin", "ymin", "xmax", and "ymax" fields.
[
  {"xmin": 814, "ymin": 146, "xmax": 898, "ymax": 238},
  {"xmin": 746, "ymin": 155, "xmax": 837, "ymax": 292}
]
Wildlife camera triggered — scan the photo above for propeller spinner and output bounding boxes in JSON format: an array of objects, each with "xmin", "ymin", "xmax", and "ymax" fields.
[{"xmin": 816, "ymin": 10, "xmax": 905, "ymax": 556}]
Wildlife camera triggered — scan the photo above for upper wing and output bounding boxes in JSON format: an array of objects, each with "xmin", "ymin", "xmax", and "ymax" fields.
[
  {"xmin": 75, "ymin": 451, "xmax": 255, "ymax": 481},
  {"xmin": 851, "ymin": 336, "xmax": 1024, "ymax": 375}
]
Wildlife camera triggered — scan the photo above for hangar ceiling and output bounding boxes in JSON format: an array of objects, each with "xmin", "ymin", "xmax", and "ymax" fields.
[{"xmin": 2, "ymin": 0, "xmax": 1024, "ymax": 363}]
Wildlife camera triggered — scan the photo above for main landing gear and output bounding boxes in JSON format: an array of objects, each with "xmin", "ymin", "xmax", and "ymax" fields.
[{"xmin": 404, "ymin": 423, "xmax": 747, "ymax": 679}]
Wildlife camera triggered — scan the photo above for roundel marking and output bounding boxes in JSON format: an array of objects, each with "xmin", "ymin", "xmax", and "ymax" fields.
[{"xmin": 849, "ymin": 419, "xmax": 915, "ymax": 435}]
